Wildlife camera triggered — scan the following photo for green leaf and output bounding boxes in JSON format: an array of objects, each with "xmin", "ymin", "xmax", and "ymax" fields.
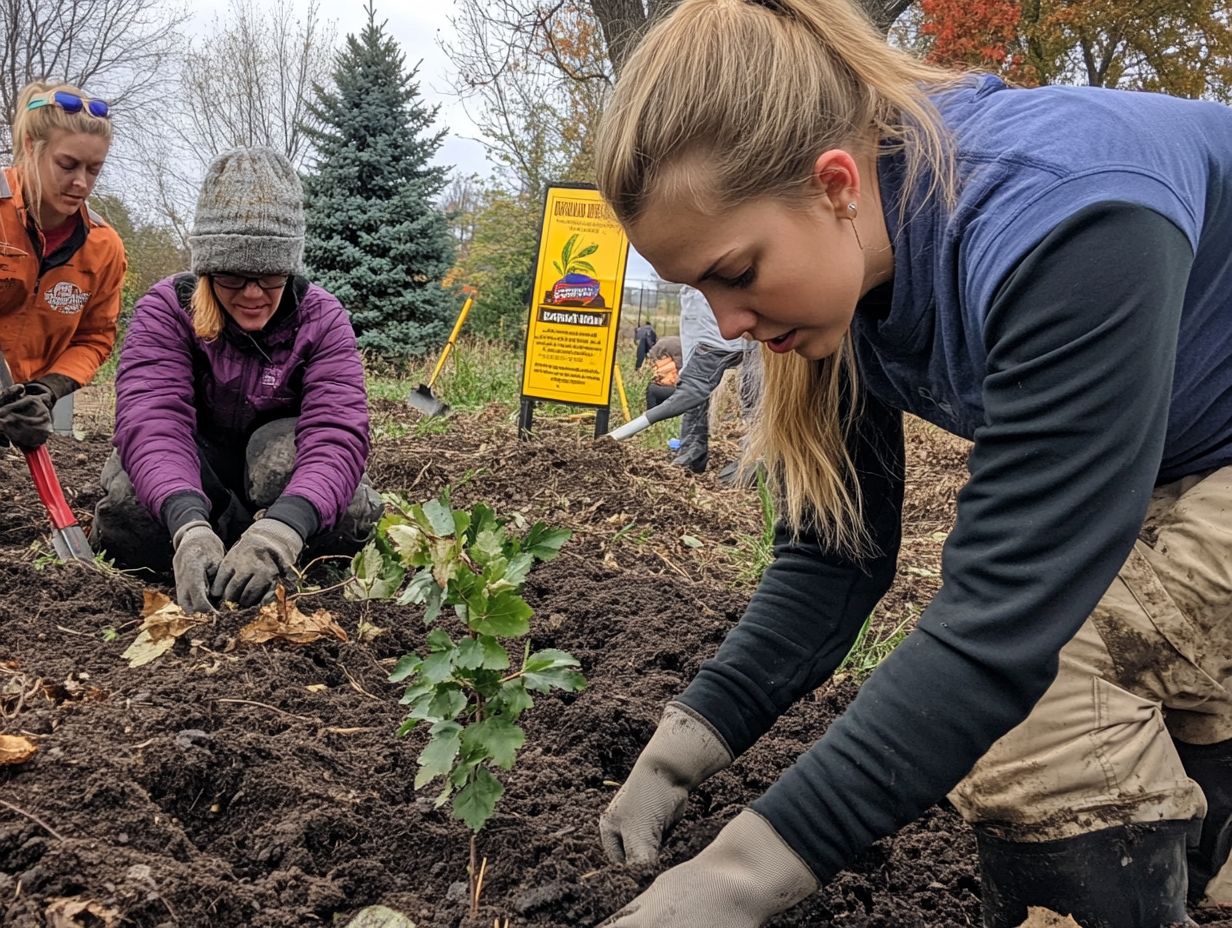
[
  {"xmin": 523, "ymin": 648, "xmax": 587, "ymax": 693},
  {"xmin": 428, "ymin": 685, "xmax": 468, "ymax": 721},
  {"xmin": 574, "ymin": 242, "xmax": 599, "ymax": 259},
  {"xmin": 472, "ymin": 527, "xmax": 506, "ymax": 565},
  {"xmin": 420, "ymin": 650, "xmax": 454, "ymax": 684},
  {"xmin": 421, "ymin": 498, "xmax": 456, "ymax": 536},
  {"xmin": 422, "ymin": 585, "xmax": 443, "ymax": 623},
  {"xmin": 493, "ymin": 680, "xmax": 534, "ymax": 717},
  {"xmin": 571, "ymin": 260, "xmax": 597, "ymax": 274},
  {"xmin": 426, "ymin": 628, "xmax": 452, "ymax": 652},
  {"xmin": 453, "ymin": 766, "xmax": 504, "ymax": 832},
  {"xmin": 479, "ymin": 635, "xmax": 511, "ymax": 670},
  {"xmin": 454, "ymin": 637, "xmax": 486, "ymax": 670},
  {"xmin": 452, "ymin": 509, "xmax": 471, "ymax": 537},
  {"xmin": 462, "ymin": 718, "xmax": 525, "ymax": 769},
  {"xmin": 387, "ymin": 523, "xmax": 428, "ymax": 566},
  {"xmin": 388, "ymin": 654, "xmax": 422, "ymax": 683},
  {"xmin": 467, "ymin": 503, "xmax": 498, "ymax": 543},
  {"xmin": 552, "ymin": 260, "xmax": 564, "ymax": 276},
  {"xmin": 473, "ymin": 590, "xmax": 532, "ymax": 637},
  {"xmin": 398, "ymin": 570, "xmax": 436, "ymax": 605},
  {"xmin": 396, "ymin": 717, "xmax": 420, "ymax": 737},
  {"xmin": 489, "ymin": 552, "xmax": 533, "ymax": 594},
  {"xmin": 524, "ymin": 524, "xmax": 571, "ymax": 561},
  {"xmin": 681, "ymin": 534, "xmax": 704, "ymax": 549},
  {"xmin": 346, "ymin": 543, "xmax": 406, "ymax": 600},
  {"xmin": 451, "ymin": 569, "xmax": 488, "ymax": 621},
  {"xmin": 397, "ymin": 679, "xmax": 433, "ymax": 706},
  {"xmin": 415, "ymin": 723, "xmax": 462, "ymax": 789}
]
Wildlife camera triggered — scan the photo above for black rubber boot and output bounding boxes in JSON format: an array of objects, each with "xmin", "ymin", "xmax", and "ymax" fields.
[
  {"xmin": 976, "ymin": 820, "xmax": 1193, "ymax": 928},
  {"xmin": 1174, "ymin": 738, "xmax": 1232, "ymax": 903}
]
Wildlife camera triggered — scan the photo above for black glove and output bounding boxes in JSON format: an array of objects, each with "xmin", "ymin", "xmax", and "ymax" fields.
[
  {"xmin": 0, "ymin": 383, "xmax": 54, "ymax": 449},
  {"xmin": 211, "ymin": 518, "xmax": 305, "ymax": 607}
]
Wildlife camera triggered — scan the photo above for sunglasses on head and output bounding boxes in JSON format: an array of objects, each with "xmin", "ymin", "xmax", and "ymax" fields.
[
  {"xmin": 26, "ymin": 91, "xmax": 110, "ymax": 119},
  {"xmin": 212, "ymin": 273, "xmax": 290, "ymax": 291}
]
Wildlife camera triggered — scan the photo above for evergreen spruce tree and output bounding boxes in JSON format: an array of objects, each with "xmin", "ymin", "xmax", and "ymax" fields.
[{"xmin": 303, "ymin": 1, "xmax": 456, "ymax": 355}]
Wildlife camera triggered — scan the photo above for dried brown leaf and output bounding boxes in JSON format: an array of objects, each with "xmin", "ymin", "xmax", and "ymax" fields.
[
  {"xmin": 123, "ymin": 593, "xmax": 211, "ymax": 668},
  {"xmin": 45, "ymin": 897, "xmax": 121, "ymax": 927},
  {"xmin": 0, "ymin": 733, "xmax": 37, "ymax": 765},
  {"xmin": 238, "ymin": 598, "xmax": 347, "ymax": 647}
]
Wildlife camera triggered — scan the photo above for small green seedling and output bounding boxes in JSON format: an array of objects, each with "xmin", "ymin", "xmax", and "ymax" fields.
[{"xmin": 349, "ymin": 492, "xmax": 585, "ymax": 914}]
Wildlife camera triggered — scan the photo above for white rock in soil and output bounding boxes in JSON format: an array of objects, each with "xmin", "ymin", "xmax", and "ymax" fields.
[{"xmin": 343, "ymin": 905, "xmax": 417, "ymax": 928}]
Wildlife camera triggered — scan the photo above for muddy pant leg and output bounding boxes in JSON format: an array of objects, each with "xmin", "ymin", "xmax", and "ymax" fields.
[
  {"xmin": 949, "ymin": 466, "xmax": 1232, "ymax": 903},
  {"xmin": 91, "ymin": 445, "xmax": 251, "ymax": 569},
  {"xmin": 244, "ymin": 418, "xmax": 298, "ymax": 509},
  {"xmin": 91, "ymin": 450, "xmax": 173, "ymax": 571},
  {"xmin": 245, "ymin": 417, "xmax": 383, "ymax": 557},
  {"xmin": 308, "ymin": 476, "xmax": 383, "ymax": 557}
]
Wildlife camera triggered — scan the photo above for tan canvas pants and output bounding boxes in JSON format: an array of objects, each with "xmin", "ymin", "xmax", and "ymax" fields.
[{"xmin": 948, "ymin": 466, "xmax": 1232, "ymax": 904}]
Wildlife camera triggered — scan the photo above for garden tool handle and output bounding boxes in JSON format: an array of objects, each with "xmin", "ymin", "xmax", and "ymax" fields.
[
  {"xmin": 428, "ymin": 297, "xmax": 474, "ymax": 389},
  {"xmin": 25, "ymin": 445, "xmax": 77, "ymax": 530}
]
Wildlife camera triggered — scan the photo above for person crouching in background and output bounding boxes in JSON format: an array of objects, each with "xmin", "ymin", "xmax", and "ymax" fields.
[{"xmin": 92, "ymin": 147, "xmax": 383, "ymax": 612}]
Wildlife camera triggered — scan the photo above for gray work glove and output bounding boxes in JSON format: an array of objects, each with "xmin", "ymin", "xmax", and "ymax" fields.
[
  {"xmin": 172, "ymin": 521, "xmax": 226, "ymax": 614},
  {"xmin": 597, "ymin": 810, "xmax": 819, "ymax": 927},
  {"xmin": 0, "ymin": 382, "xmax": 54, "ymax": 449},
  {"xmin": 600, "ymin": 703, "xmax": 734, "ymax": 865},
  {"xmin": 211, "ymin": 518, "xmax": 304, "ymax": 607}
]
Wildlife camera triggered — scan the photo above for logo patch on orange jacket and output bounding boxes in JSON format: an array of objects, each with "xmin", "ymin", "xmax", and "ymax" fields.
[{"xmin": 43, "ymin": 281, "xmax": 90, "ymax": 315}]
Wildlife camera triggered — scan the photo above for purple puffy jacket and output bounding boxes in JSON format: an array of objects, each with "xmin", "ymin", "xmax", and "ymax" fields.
[{"xmin": 113, "ymin": 274, "xmax": 370, "ymax": 532}]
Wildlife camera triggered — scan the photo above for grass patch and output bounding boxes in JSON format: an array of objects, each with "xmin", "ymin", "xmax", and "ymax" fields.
[
  {"xmin": 836, "ymin": 610, "xmax": 915, "ymax": 680},
  {"xmin": 723, "ymin": 469, "xmax": 776, "ymax": 586}
]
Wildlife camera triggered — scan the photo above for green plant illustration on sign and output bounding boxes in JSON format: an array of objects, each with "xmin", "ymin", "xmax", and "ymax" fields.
[
  {"xmin": 552, "ymin": 233, "xmax": 599, "ymax": 278},
  {"xmin": 348, "ymin": 492, "xmax": 584, "ymax": 834}
]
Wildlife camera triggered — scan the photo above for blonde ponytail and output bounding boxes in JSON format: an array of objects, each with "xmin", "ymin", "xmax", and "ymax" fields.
[{"xmin": 596, "ymin": 0, "xmax": 965, "ymax": 551}]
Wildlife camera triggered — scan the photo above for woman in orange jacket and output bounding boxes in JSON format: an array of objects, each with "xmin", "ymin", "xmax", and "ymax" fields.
[{"xmin": 0, "ymin": 80, "xmax": 126, "ymax": 449}]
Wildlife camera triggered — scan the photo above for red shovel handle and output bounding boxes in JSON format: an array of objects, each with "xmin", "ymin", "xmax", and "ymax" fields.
[{"xmin": 24, "ymin": 444, "xmax": 78, "ymax": 531}]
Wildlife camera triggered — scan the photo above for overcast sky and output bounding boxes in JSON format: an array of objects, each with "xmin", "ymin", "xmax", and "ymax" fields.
[{"xmin": 187, "ymin": 0, "xmax": 656, "ymax": 280}]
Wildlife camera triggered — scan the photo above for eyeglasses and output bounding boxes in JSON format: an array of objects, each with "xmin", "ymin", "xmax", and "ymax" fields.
[
  {"xmin": 26, "ymin": 91, "xmax": 110, "ymax": 119},
  {"xmin": 212, "ymin": 273, "xmax": 290, "ymax": 291}
]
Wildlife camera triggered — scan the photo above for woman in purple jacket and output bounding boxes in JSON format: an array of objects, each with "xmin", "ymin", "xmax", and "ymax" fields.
[{"xmin": 92, "ymin": 147, "xmax": 382, "ymax": 612}]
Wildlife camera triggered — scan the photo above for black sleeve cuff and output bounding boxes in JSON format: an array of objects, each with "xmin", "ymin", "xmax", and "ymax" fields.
[
  {"xmin": 160, "ymin": 491, "xmax": 211, "ymax": 536},
  {"xmin": 264, "ymin": 494, "xmax": 319, "ymax": 540},
  {"xmin": 36, "ymin": 373, "xmax": 80, "ymax": 402}
]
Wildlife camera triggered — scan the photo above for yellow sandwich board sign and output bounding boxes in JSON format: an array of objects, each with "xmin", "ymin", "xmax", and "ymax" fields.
[{"xmin": 519, "ymin": 184, "xmax": 629, "ymax": 437}]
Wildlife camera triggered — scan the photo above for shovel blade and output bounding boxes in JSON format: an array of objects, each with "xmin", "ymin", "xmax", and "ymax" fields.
[
  {"xmin": 406, "ymin": 384, "xmax": 450, "ymax": 418},
  {"xmin": 50, "ymin": 524, "xmax": 94, "ymax": 563}
]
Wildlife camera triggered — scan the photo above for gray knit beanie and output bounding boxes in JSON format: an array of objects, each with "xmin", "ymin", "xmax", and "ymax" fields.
[{"xmin": 190, "ymin": 147, "xmax": 305, "ymax": 276}]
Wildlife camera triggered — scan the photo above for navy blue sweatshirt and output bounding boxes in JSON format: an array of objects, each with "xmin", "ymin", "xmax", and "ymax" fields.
[{"xmin": 677, "ymin": 77, "xmax": 1232, "ymax": 883}]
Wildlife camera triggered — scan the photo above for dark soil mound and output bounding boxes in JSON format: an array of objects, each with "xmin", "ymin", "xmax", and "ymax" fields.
[{"xmin": 2, "ymin": 422, "xmax": 1227, "ymax": 928}]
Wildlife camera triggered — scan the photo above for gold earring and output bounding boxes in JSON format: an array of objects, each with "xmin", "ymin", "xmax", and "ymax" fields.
[{"xmin": 846, "ymin": 202, "xmax": 863, "ymax": 250}]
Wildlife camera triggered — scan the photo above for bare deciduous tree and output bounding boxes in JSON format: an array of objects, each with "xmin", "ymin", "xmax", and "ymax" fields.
[
  {"xmin": 0, "ymin": 0, "xmax": 187, "ymax": 156},
  {"xmin": 177, "ymin": 0, "xmax": 335, "ymax": 167},
  {"xmin": 443, "ymin": 0, "xmax": 610, "ymax": 195},
  {"xmin": 135, "ymin": 0, "xmax": 337, "ymax": 246}
]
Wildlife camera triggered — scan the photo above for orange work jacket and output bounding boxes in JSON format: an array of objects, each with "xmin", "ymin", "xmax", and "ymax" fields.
[{"xmin": 0, "ymin": 166, "xmax": 126, "ymax": 384}]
